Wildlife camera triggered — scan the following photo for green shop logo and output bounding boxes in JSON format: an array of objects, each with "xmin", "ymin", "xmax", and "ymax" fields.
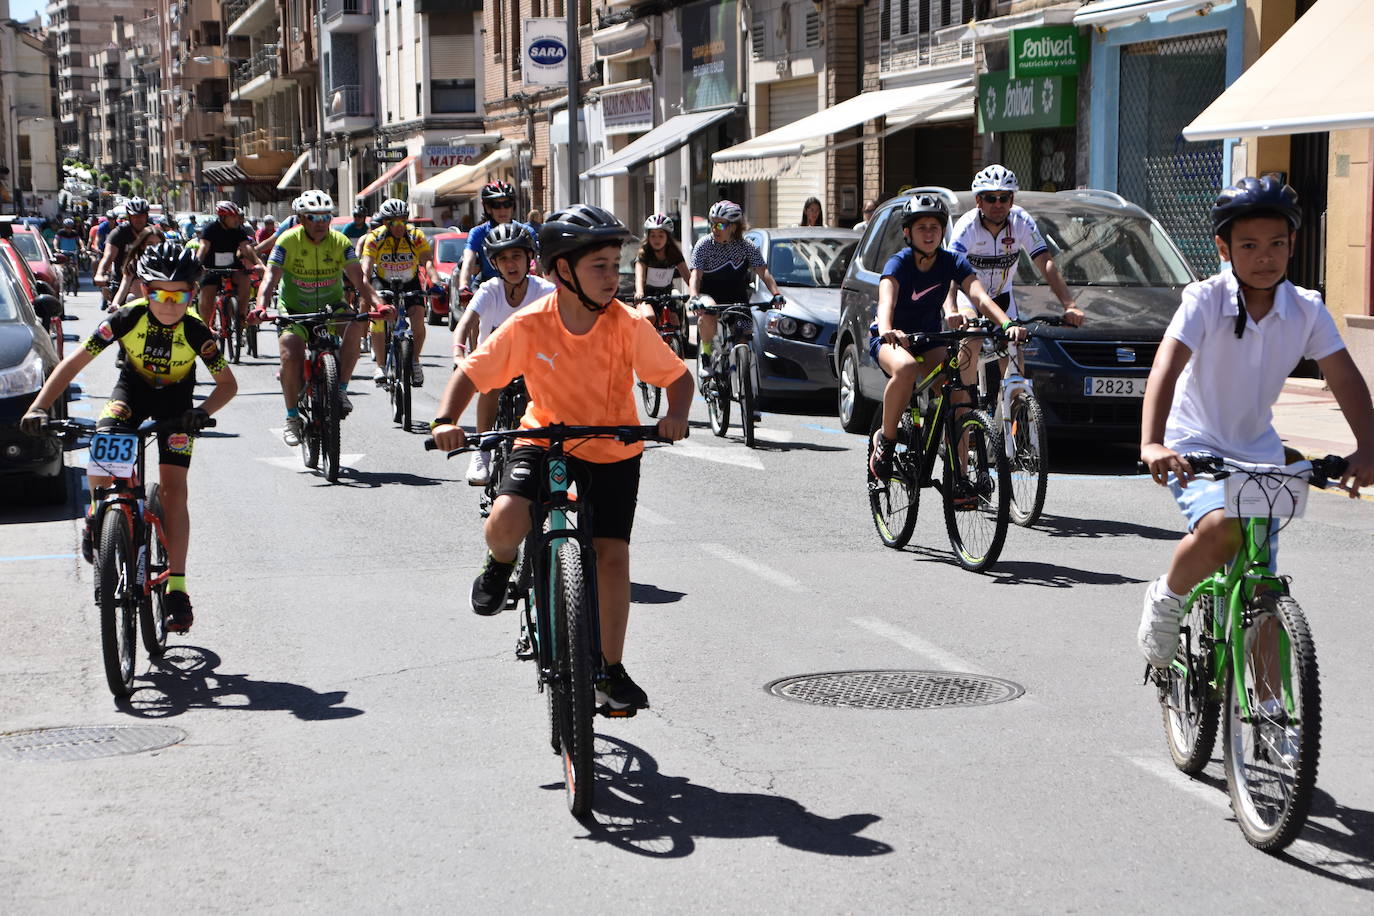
[{"xmin": 1010, "ymin": 25, "xmax": 1082, "ymax": 78}]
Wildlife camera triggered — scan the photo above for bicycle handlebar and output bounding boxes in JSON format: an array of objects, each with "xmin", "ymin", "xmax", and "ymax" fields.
[
  {"xmin": 42, "ymin": 416, "xmax": 218, "ymax": 442},
  {"xmin": 259, "ymin": 309, "xmax": 383, "ymax": 324},
  {"xmin": 697, "ymin": 301, "xmax": 768, "ymax": 314},
  {"xmin": 1180, "ymin": 452, "xmax": 1349, "ymax": 490},
  {"xmin": 424, "ymin": 423, "xmax": 680, "ymax": 457}
]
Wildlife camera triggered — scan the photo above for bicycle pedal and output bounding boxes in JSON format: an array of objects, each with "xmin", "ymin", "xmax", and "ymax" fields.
[{"xmin": 597, "ymin": 704, "xmax": 638, "ymax": 719}]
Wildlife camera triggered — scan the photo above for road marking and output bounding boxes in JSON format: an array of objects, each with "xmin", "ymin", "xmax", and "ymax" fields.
[
  {"xmin": 755, "ymin": 428, "xmax": 794, "ymax": 443},
  {"xmin": 1122, "ymin": 756, "xmax": 1230, "ymax": 810},
  {"xmin": 850, "ymin": 616, "xmax": 991, "ymax": 676},
  {"xmin": 635, "ymin": 505, "xmax": 671, "ymax": 526},
  {"xmin": 0, "ymin": 554, "xmax": 78, "ymax": 563},
  {"xmin": 699, "ymin": 543, "xmax": 803, "ymax": 591},
  {"xmin": 801, "ymin": 423, "xmax": 848, "ymax": 436},
  {"xmin": 663, "ymin": 439, "xmax": 765, "ymax": 470},
  {"xmin": 256, "ymin": 454, "xmax": 365, "ymax": 471}
]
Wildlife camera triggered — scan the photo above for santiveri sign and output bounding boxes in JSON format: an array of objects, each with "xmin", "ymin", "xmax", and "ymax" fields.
[
  {"xmin": 978, "ymin": 72, "xmax": 1077, "ymax": 133},
  {"xmin": 1010, "ymin": 26, "xmax": 1083, "ymax": 79}
]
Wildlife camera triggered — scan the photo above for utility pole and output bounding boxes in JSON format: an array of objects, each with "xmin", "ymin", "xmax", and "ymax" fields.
[{"xmin": 565, "ymin": 5, "xmax": 579, "ymax": 204}]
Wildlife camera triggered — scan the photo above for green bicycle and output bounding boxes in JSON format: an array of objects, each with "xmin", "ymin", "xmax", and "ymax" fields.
[{"xmin": 1150, "ymin": 452, "xmax": 1347, "ymax": 852}]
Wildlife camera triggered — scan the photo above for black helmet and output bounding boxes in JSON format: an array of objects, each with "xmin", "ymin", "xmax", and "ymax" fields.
[
  {"xmin": 480, "ymin": 180, "xmax": 516, "ymax": 204},
  {"xmin": 1211, "ymin": 175, "xmax": 1301, "ymax": 237},
  {"xmin": 900, "ymin": 193, "xmax": 949, "ymax": 228},
  {"xmin": 537, "ymin": 204, "xmax": 633, "ymax": 274},
  {"xmin": 136, "ymin": 241, "xmax": 203, "ymax": 284},
  {"xmin": 352, "ymin": 204, "xmax": 368, "ymax": 217},
  {"xmin": 484, "ymin": 221, "xmax": 537, "ymax": 258}
]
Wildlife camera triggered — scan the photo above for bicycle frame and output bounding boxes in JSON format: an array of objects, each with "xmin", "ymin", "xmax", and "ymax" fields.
[
  {"xmin": 85, "ymin": 424, "xmax": 174, "ymax": 603},
  {"xmin": 892, "ymin": 339, "xmax": 987, "ymax": 489}
]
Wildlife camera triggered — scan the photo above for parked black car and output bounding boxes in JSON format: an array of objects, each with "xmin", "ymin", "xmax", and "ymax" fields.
[
  {"xmin": 0, "ymin": 248, "xmax": 69, "ymax": 504},
  {"xmin": 834, "ymin": 187, "xmax": 1197, "ymax": 439}
]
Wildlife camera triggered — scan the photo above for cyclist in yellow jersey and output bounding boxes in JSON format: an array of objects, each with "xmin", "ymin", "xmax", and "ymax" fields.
[
  {"xmin": 251, "ymin": 190, "xmax": 384, "ymax": 446},
  {"xmin": 361, "ymin": 198, "xmax": 435, "ymax": 386},
  {"xmin": 22, "ymin": 243, "xmax": 238, "ymax": 632}
]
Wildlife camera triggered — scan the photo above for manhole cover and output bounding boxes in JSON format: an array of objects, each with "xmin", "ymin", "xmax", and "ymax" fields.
[
  {"xmin": 766, "ymin": 670, "xmax": 1024, "ymax": 710},
  {"xmin": 0, "ymin": 725, "xmax": 186, "ymax": 762}
]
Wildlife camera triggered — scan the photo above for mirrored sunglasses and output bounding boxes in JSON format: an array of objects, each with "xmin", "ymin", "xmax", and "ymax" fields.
[
  {"xmin": 980, "ymin": 193, "xmax": 1013, "ymax": 204},
  {"xmin": 150, "ymin": 288, "xmax": 192, "ymax": 305},
  {"xmin": 304, "ymin": 213, "xmax": 333, "ymax": 223}
]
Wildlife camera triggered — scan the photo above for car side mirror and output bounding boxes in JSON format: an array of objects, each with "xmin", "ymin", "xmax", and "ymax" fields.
[
  {"xmin": 33, "ymin": 294, "xmax": 61, "ymax": 320},
  {"xmin": 34, "ymin": 280, "xmax": 55, "ymax": 296}
]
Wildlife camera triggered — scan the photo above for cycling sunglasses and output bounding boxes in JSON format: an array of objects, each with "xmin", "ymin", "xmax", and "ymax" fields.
[
  {"xmin": 303, "ymin": 213, "xmax": 333, "ymax": 223},
  {"xmin": 710, "ymin": 220, "xmax": 734, "ymax": 231},
  {"xmin": 488, "ymin": 199, "xmax": 514, "ymax": 209},
  {"xmin": 149, "ymin": 288, "xmax": 192, "ymax": 305},
  {"xmin": 979, "ymin": 193, "xmax": 1014, "ymax": 204}
]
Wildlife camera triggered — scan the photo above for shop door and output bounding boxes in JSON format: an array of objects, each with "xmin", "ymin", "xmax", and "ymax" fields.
[
  {"xmin": 1288, "ymin": 131, "xmax": 1328, "ymax": 295},
  {"xmin": 1117, "ymin": 31, "xmax": 1226, "ymax": 277},
  {"xmin": 768, "ymin": 77, "xmax": 822, "ymax": 227}
]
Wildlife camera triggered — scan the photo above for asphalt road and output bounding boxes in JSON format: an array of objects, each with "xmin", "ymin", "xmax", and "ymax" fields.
[{"xmin": 3, "ymin": 284, "xmax": 1373, "ymax": 912}]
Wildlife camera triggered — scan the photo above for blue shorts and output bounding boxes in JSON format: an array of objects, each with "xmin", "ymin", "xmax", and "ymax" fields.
[
  {"xmin": 868, "ymin": 333, "xmax": 943, "ymax": 363},
  {"xmin": 1169, "ymin": 475, "xmax": 1278, "ymax": 569}
]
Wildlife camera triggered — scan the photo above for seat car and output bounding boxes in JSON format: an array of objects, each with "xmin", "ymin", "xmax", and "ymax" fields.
[
  {"xmin": 742, "ymin": 227, "xmax": 860, "ymax": 398},
  {"xmin": 428, "ymin": 231, "xmax": 467, "ymax": 326},
  {"xmin": 0, "ymin": 250, "xmax": 69, "ymax": 503},
  {"xmin": 834, "ymin": 187, "xmax": 1197, "ymax": 438}
]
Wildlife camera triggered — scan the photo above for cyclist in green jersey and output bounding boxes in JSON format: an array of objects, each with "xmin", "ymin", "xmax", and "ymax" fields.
[{"xmin": 251, "ymin": 190, "xmax": 385, "ymax": 446}]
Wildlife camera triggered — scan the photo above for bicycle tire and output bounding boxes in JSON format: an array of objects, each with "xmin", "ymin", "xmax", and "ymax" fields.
[
  {"xmin": 638, "ymin": 378, "xmax": 662, "ymax": 419},
  {"xmin": 1223, "ymin": 592, "xmax": 1320, "ymax": 852},
  {"xmin": 942, "ymin": 408, "xmax": 1010, "ymax": 572},
  {"xmin": 737, "ymin": 344, "xmax": 756, "ymax": 448},
  {"xmin": 226, "ymin": 297, "xmax": 242, "ymax": 364},
  {"xmin": 554, "ymin": 541, "xmax": 596, "ymax": 816},
  {"xmin": 1160, "ymin": 592, "xmax": 1220, "ymax": 774},
  {"xmin": 300, "ymin": 386, "xmax": 321, "ymax": 470},
  {"xmin": 1007, "ymin": 391, "xmax": 1049, "ymax": 527},
  {"xmin": 867, "ymin": 411, "xmax": 918, "ymax": 549},
  {"xmin": 395, "ymin": 338, "xmax": 413, "ymax": 430},
  {"xmin": 230, "ymin": 299, "xmax": 245, "ymax": 365},
  {"xmin": 140, "ymin": 484, "xmax": 169, "ymax": 658},
  {"xmin": 97, "ymin": 509, "xmax": 138, "ymax": 698},
  {"xmin": 705, "ymin": 350, "xmax": 730, "ymax": 437},
  {"xmin": 320, "ymin": 353, "xmax": 342, "ymax": 482}
]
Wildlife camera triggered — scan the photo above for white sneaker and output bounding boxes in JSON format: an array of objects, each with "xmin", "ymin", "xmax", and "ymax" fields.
[
  {"xmin": 411, "ymin": 360, "xmax": 425, "ymax": 387},
  {"xmin": 1138, "ymin": 576, "xmax": 1185, "ymax": 668},
  {"xmin": 373, "ymin": 366, "xmax": 385, "ymax": 386},
  {"xmin": 466, "ymin": 449, "xmax": 491, "ymax": 486},
  {"xmin": 283, "ymin": 416, "xmax": 304, "ymax": 447}
]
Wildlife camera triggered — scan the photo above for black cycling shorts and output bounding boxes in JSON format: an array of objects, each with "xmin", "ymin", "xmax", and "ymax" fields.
[
  {"xmin": 97, "ymin": 376, "xmax": 196, "ymax": 468},
  {"xmin": 497, "ymin": 446, "xmax": 642, "ymax": 542}
]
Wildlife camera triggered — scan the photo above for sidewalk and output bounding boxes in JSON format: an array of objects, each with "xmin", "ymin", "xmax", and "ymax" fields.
[{"xmin": 1273, "ymin": 378, "xmax": 1372, "ymax": 499}]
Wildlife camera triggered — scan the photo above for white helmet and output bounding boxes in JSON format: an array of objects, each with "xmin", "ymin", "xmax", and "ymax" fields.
[
  {"xmin": 643, "ymin": 213, "xmax": 674, "ymax": 233},
  {"xmin": 708, "ymin": 200, "xmax": 743, "ymax": 223},
  {"xmin": 378, "ymin": 198, "xmax": 409, "ymax": 220},
  {"xmin": 294, "ymin": 189, "xmax": 335, "ymax": 215},
  {"xmin": 971, "ymin": 165, "xmax": 1019, "ymax": 194}
]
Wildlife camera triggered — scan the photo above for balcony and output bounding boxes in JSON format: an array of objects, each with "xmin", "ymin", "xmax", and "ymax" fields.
[
  {"xmin": 181, "ymin": 107, "xmax": 230, "ymax": 141},
  {"xmin": 323, "ymin": 0, "xmax": 373, "ymax": 33},
  {"xmin": 323, "ymin": 84, "xmax": 374, "ymax": 132},
  {"xmin": 225, "ymin": 0, "xmax": 275, "ymax": 39},
  {"xmin": 231, "ymin": 47, "xmax": 295, "ymax": 102},
  {"xmin": 880, "ymin": 26, "xmax": 974, "ymax": 78},
  {"xmin": 223, "ymin": 100, "xmax": 254, "ymax": 123}
]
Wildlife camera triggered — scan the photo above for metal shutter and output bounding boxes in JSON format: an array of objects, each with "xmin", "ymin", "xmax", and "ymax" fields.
[{"xmin": 767, "ymin": 77, "xmax": 822, "ymax": 227}]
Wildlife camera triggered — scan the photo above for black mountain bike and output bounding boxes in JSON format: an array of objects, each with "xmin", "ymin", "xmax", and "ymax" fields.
[
  {"xmin": 428, "ymin": 423, "xmax": 676, "ymax": 817},
  {"xmin": 637, "ymin": 291, "xmax": 690, "ymax": 418},
  {"xmin": 867, "ymin": 320, "xmax": 1012, "ymax": 571},
  {"xmin": 698, "ymin": 301, "xmax": 764, "ymax": 447},
  {"xmin": 478, "ymin": 376, "xmax": 529, "ymax": 518},
  {"xmin": 378, "ymin": 280, "xmax": 425, "ymax": 431}
]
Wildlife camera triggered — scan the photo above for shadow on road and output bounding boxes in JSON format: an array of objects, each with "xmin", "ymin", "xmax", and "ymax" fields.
[
  {"xmin": 120, "ymin": 645, "xmax": 363, "ymax": 721},
  {"xmin": 630, "ymin": 582, "xmax": 686, "ymax": 604},
  {"xmin": 0, "ymin": 468, "xmax": 84, "ymax": 523},
  {"xmin": 1033, "ymin": 513, "xmax": 1179, "ymax": 541},
  {"xmin": 569, "ymin": 735, "xmax": 892, "ymax": 858},
  {"xmin": 988, "ymin": 559, "xmax": 1147, "ymax": 588},
  {"xmin": 329, "ymin": 469, "xmax": 446, "ymax": 488}
]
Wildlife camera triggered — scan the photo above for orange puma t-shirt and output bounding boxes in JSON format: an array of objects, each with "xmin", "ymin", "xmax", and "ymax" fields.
[{"xmin": 460, "ymin": 292, "xmax": 688, "ymax": 463}]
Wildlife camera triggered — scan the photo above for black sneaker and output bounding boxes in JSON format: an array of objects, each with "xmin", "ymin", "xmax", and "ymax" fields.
[
  {"xmin": 81, "ymin": 517, "xmax": 95, "ymax": 564},
  {"xmin": 869, "ymin": 430, "xmax": 895, "ymax": 480},
  {"xmin": 595, "ymin": 662, "xmax": 649, "ymax": 713},
  {"xmin": 164, "ymin": 591, "xmax": 194, "ymax": 633},
  {"xmin": 471, "ymin": 554, "xmax": 516, "ymax": 616}
]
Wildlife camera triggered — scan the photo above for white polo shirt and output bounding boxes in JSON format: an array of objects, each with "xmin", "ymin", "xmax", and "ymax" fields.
[{"xmin": 1163, "ymin": 271, "xmax": 1345, "ymax": 464}]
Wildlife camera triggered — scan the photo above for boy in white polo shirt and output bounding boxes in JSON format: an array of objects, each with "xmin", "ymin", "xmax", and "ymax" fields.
[{"xmin": 1137, "ymin": 176, "xmax": 1374, "ymax": 667}]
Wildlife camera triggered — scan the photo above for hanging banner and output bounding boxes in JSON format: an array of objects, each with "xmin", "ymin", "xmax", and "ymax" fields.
[
  {"xmin": 978, "ymin": 72, "xmax": 1077, "ymax": 133},
  {"xmin": 681, "ymin": 0, "xmax": 738, "ymax": 111},
  {"xmin": 1010, "ymin": 26, "xmax": 1084, "ymax": 78},
  {"xmin": 523, "ymin": 18, "xmax": 568, "ymax": 86}
]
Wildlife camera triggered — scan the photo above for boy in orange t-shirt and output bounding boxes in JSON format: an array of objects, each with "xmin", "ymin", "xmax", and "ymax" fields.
[{"xmin": 431, "ymin": 205, "xmax": 692, "ymax": 712}]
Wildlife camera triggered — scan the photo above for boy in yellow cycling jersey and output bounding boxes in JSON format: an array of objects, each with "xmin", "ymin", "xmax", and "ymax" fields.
[
  {"xmin": 361, "ymin": 198, "xmax": 434, "ymax": 386},
  {"xmin": 431, "ymin": 205, "xmax": 692, "ymax": 712}
]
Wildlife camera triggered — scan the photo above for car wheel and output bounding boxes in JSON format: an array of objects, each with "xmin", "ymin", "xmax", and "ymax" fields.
[{"xmin": 838, "ymin": 341, "xmax": 875, "ymax": 433}]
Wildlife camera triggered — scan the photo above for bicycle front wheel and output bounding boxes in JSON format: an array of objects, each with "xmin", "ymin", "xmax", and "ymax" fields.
[
  {"xmin": 394, "ymin": 338, "xmax": 413, "ymax": 430},
  {"xmin": 225, "ymin": 298, "xmax": 241, "ymax": 364},
  {"xmin": 706, "ymin": 350, "xmax": 730, "ymax": 437},
  {"xmin": 867, "ymin": 412, "xmax": 918, "ymax": 549},
  {"xmin": 140, "ymin": 484, "xmax": 169, "ymax": 658},
  {"xmin": 1223, "ymin": 592, "xmax": 1320, "ymax": 852},
  {"xmin": 942, "ymin": 408, "xmax": 1010, "ymax": 572},
  {"xmin": 1007, "ymin": 391, "xmax": 1049, "ymax": 528},
  {"xmin": 319, "ymin": 353, "xmax": 342, "ymax": 482},
  {"xmin": 97, "ymin": 509, "xmax": 138, "ymax": 697},
  {"xmin": 554, "ymin": 541, "xmax": 596, "ymax": 817},
  {"xmin": 1160, "ymin": 592, "xmax": 1220, "ymax": 774},
  {"xmin": 736, "ymin": 344, "xmax": 757, "ymax": 448}
]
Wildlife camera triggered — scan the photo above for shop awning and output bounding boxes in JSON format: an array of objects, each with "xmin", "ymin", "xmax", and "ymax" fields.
[
  {"xmin": 711, "ymin": 79, "xmax": 973, "ymax": 183},
  {"xmin": 202, "ymin": 160, "xmax": 283, "ymax": 203},
  {"xmin": 356, "ymin": 155, "xmax": 417, "ymax": 200},
  {"xmin": 1072, "ymin": 0, "xmax": 1233, "ymax": 29},
  {"xmin": 408, "ymin": 148, "xmax": 514, "ymax": 207},
  {"xmin": 1184, "ymin": 0, "xmax": 1374, "ymax": 140},
  {"xmin": 275, "ymin": 150, "xmax": 311, "ymax": 191},
  {"xmin": 582, "ymin": 108, "xmax": 735, "ymax": 179}
]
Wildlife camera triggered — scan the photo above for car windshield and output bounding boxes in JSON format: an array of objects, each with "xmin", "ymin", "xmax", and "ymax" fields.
[
  {"xmin": 10, "ymin": 233, "xmax": 42, "ymax": 261},
  {"xmin": 436, "ymin": 239, "xmax": 466, "ymax": 263},
  {"xmin": 767, "ymin": 237, "xmax": 858, "ymax": 289},
  {"xmin": 1016, "ymin": 213, "xmax": 1194, "ymax": 288}
]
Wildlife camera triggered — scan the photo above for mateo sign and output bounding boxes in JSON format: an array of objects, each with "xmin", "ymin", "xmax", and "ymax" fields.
[
  {"xmin": 1010, "ymin": 26, "xmax": 1082, "ymax": 78},
  {"xmin": 523, "ymin": 18, "xmax": 568, "ymax": 85}
]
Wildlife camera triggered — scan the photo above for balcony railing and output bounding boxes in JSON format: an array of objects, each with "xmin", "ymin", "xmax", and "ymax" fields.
[
  {"xmin": 223, "ymin": 0, "xmax": 253, "ymax": 24},
  {"xmin": 323, "ymin": 0, "xmax": 373, "ymax": 19},
  {"xmin": 879, "ymin": 31, "xmax": 974, "ymax": 76},
  {"xmin": 234, "ymin": 45, "xmax": 279, "ymax": 86},
  {"xmin": 324, "ymin": 84, "xmax": 371, "ymax": 119}
]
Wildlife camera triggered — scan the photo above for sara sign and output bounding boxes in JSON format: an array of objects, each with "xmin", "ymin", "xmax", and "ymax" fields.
[
  {"xmin": 1010, "ymin": 25, "xmax": 1083, "ymax": 78},
  {"xmin": 523, "ymin": 18, "xmax": 568, "ymax": 85},
  {"xmin": 421, "ymin": 146, "xmax": 481, "ymax": 170},
  {"xmin": 978, "ymin": 72, "xmax": 1077, "ymax": 133}
]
